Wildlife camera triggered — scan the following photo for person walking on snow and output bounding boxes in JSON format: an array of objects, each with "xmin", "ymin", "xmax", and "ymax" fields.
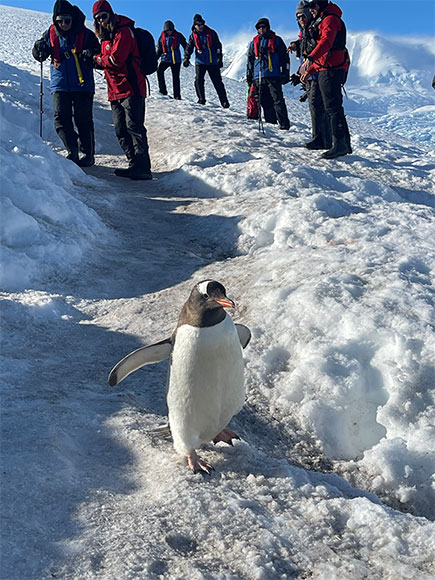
[
  {"xmin": 183, "ymin": 14, "xmax": 230, "ymax": 108},
  {"xmin": 246, "ymin": 18, "xmax": 290, "ymax": 130},
  {"xmin": 156, "ymin": 20, "xmax": 187, "ymax": 100},
  {"xmin": 32, "ymin": 0, "xmax": 100, "ymax": 167},
  {"xmin": 288, "ymin": 0, "xmax": 331, "ymax": 150},
  {"xmin": 299, "ymin": 0, "xmax": 351, "ymax": 158},
  {"xmin": 92, "ymin": 0, "xmax": 152, "ymax": 180}
]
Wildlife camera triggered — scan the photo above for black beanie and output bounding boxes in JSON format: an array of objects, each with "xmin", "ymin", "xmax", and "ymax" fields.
[
  {"xmin": 163, "ymin": 20, "xmax": 175, "ymax": 31},
  {"xmin": 308, "ymin": 0, "xmax": 329, "ymax": 11},
  {"xmin": 255, "ymin": 17, "xmax": 270, "ymax": 30},
  {"xmin": 193, "ymin": 13, "xmax": 205, "ymax": 25},
  {"xmin": 53, "ymin": 0, "xmax": 74, "ymax": 19}
]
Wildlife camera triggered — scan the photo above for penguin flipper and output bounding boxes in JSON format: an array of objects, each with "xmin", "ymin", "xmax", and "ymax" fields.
[
  {"xmin": 235, "ymin": 324, "xmax": 251, "ymax": 349},
  {"xmin": 108, "ymin": 338, "xmax": 172, "ymax": 386}
]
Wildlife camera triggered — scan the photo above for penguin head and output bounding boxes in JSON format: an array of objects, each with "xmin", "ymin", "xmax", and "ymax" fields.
[{"xmin": 192, "ymin": 280, "xmax": 235, "ymax": 311}]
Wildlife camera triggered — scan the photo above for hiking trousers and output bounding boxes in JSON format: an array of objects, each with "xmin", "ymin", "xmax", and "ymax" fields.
[
  {"xmin": 317, "ymin": 69, "xmax": 350, "ymax": 140},
  {"xmin": 254, "ymin": 77, "xmax": 290, "ymax": 129},
  {"xmin": 194, "ymin": 65, "xmax": 228, "ymax": 105},
  {"xmin": 306, "ymin": 78, "xmax": 332, "ymax": 147},
  {"xmin": 157, "ymin": 61, "xmax": 182, "ymax": 99},
  {"xmin": 52, "ymin": 91, "xmax": 94, "ymax": 158},
  {"xmin": 111, "ymin": 95, "xmax": 151, "ymax": 171}
]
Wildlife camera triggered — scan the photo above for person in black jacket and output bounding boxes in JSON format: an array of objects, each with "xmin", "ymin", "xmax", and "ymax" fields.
[
  {"xmin": 246, "ymin": 18, "xmax": 290, "ymax": 129},
  {"xmin": 156, "ymin": 20, "xmax": 187, "ymax": 100},
  {"xmin": 183, "ymin": 14, "xmax": 229, "ymax": 107},
  {"xmin": 32, "ymin": 0, "xmax": 100, "ymax": 166}
]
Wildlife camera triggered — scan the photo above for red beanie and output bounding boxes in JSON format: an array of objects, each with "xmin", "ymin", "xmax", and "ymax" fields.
[{"xmin": 92, "ymin": 0, "xmax": 113, "ymax": 17}]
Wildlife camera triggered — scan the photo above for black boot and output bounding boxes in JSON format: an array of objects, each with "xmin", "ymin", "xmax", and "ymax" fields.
[
  {"xmin": 305, "ymin": 135, "xmax": 328, "ymax": 150},
  {"xmin": 114, "ymin": 167, "xmax": 132, "ymax": 178},
  {"xmin": 321, "ymin": 136, "xmax": 349, "ymax": 159},
  {"xmin": 78, "ymin": 155, "xmax": 95, "ymax": 167}
]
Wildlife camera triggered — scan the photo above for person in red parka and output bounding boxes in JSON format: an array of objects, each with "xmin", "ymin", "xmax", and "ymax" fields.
[
  {"xmin": 299, "ymin": 0, "xmax": 351, "ymax": 159},
  {"xmin": 92, "ymin": 0, "xmax": 152, "ymax": 180}
]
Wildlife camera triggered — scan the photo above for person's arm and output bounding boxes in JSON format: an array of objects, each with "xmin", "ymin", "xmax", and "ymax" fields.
[
  {"xmin": 95, "ymin": 26, "xmax": 135, "ymax": 69},
  {"xmin": 183, "ymin": 34, "xmax": 194, "ymax": 65},
  {"xmin": 246, "ymin": 42, "xmax": 254, "ymax": 85},
  {"xmin": 278, "ymin": 37, "xmax": 290, "ymax": 84},
  {"xmin": 32, "ymin": 30, "xmax": 51, "ymax": 62},
  {"xmin": 156, "ymin": 35, "xmax": 163, "ymax": 59}
]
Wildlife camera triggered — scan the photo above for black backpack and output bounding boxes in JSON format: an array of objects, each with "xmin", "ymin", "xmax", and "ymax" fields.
[{"xmin": 133, "ymin": 27, "xmax": 157, "ymax": 75}]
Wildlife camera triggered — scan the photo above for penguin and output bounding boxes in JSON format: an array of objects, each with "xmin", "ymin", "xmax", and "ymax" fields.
[{"xmin": 108, "ymin": 280, "xmax": 251, "ymax": 474}]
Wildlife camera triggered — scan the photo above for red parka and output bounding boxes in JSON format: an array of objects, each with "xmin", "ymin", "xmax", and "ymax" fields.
[
  {"xmin": 95, "ymin": 15, "xmax": 146, "ymax": 101},
  {"xmin": 306, "ymin": 2, "xmax": 349, "ymax": 75}
]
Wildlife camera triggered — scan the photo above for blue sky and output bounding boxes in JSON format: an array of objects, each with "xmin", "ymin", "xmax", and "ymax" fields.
[{"xmin": 1, "ymin": 0, "xmax": 435, "ymax": 38}]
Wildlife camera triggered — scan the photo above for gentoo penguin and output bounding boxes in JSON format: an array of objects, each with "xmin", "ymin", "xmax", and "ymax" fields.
[{"xmin": 108, "ymin": 280, "xmax": 251, "ymax": 474}]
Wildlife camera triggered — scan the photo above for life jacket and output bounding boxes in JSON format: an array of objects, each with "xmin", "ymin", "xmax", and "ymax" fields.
[
  {"xmin": 49, "ymin": 24, "xmax": 85, "ymax": 63},
  {"xmin": 193, "ymin": 26, "xmax": 213, "ymax": 62},
  {"xmin": 253, "ymin": 32, "xmax": 276, "ymax": 72},
  {"xmin": 308, "ymin": 12, "xmax": 349, "ymax": 68},
  {"xmin": 161, "ymin": 30, "xmax": 179, "ymax": 64}
]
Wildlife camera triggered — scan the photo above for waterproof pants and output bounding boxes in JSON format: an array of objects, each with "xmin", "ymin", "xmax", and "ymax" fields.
[
  {"xmin": 317, "ymin": 69, "xmax": 350, "ymax": 142},
  {"xmin": 157, "ymin": 61, "xmax": 182, "ymax": 99},
  {"xmin": 111, "ymin": 95, "xmax": 151, "ymax": 171},
  {"xmin": 194, "ymin": 64, "xmax": 229, "ymax": 105},
  {"xmin": 254, "ymin": 77, "xmax": 290, "ymax": 129},
  {"xmin": 306, "ymin": 78, "xmax": 332, "ymax": 148},
  {"xmin": 52, "ymin": 91, "xmax": 94, "ymax": 159}
]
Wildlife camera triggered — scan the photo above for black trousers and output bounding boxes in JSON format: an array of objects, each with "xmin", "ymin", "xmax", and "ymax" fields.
[
  {"xmin": 157, "ymin": 61, "xmax": 182, "ymax": 98},
  {"xmin": 306, "ymin": 78, "xmax": 332, "ymax": 147},
  {"xmin": 255, "ymin": 77, "xmax": 289, "ymax": 129},
  {"xmin": 317, "ymin": 69, "xmax": 350, "ymax": 140},
  {"xmin": 111, "ymin": 95, "xmax": 151, "ymax": 171},
  {"xmin": 52, "ymin": 91, "xmax": 94, "ymax": 157},
  {"xmin": 194, "ymin": 65, "xmax": 228, "ymax": 105}
]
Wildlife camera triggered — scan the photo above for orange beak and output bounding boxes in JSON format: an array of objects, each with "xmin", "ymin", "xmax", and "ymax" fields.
[{"xmin": 215, "ymin": 297, "xmax": 235, "ymax": 308}]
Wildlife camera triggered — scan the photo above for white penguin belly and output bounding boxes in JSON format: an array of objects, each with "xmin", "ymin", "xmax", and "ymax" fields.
[{"xmin": 167, "ymin": 314, "xmax": 245, "ymax": 455}]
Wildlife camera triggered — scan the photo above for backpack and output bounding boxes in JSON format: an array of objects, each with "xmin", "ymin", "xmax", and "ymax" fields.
[
  {"xmin": 133, "ymin": 27, "xmax": 158, "ymax": 75},
  {"xmin": 247, "ymin": 84, "xmax": 259, "ymax": 120}
]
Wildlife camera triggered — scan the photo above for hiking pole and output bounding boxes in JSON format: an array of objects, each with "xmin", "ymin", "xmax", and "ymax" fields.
[
  {"xmin": 257, "ymin": 51, "xmax": 265, "ymax": 134},
  {"xmin": 39, "ymin": 61, "xmax": 44, "ymax": 138}
]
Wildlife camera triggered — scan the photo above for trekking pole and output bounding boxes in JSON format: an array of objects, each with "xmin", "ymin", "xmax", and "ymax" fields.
[{"xmin": 39, "ymin": 61, "xmax": 44, "ymax": 138}]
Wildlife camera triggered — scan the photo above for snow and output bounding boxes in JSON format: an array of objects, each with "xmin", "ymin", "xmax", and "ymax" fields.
[{"xmin": 1, "ymin": 4, "xmax": 435, "ymax": 579}]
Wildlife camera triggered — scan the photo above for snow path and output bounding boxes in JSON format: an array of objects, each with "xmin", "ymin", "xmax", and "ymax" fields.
[{"xmin": 3, "ymin": 82, "xmax": 434, "ymax": 579}]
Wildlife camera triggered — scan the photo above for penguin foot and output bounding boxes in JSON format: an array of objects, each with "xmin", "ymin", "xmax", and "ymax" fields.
[
  {"xmin": 187, "ymin": 451, "xmax": 214, "ymax": 475},
  {"xmin": 213, "ymin": 428, "xmax": 240, "ymax": 446}
]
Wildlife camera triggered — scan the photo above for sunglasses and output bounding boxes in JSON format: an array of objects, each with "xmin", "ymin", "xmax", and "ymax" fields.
[
  {"xmin": 56, "ymin": 17, "xmax": 72, "ymax": 24},
  {"xmin": 95, "ymin": 12, "xmax": 110, "ymax": 21},
  {"xmin": 257, "ymin": 25, "xmax": 267, "ymax": 29},
  {"xmin": 297, "ymin": 14, "xmax": 307, "ymax": 20}
]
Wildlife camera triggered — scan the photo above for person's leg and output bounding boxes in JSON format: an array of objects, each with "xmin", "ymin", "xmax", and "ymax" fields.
[
  {"xmin": 52, "ymin": 91, "xmax": 79, "ymax": 161},
  {"xmin": 72, "ymin": 92, "xmax": 95, "ymax": 165},
  {"xmin": 121, "ymin": 95, "xmax": 152, "ymax": 179},
  {"xmin": 157, "ymin": 61, "xmax": 170, "ymax": 95},
  {"xmin": 194, "ymin": 65, "xmax": 207, "ymax": 104},
  {"xmin": 256, "ymin": 80, "xmax": 277, "ymax": 124},
  {"xmin": 111, "ymin": 99, "xmax": 135, "ymax": 176},
  {"xmin": 306, "ymin": 79, "xmax": 331, "ymax": 149},
  {"xmin": 207, "ymin": 66, "xmax": 229, "ymax": 107},
  {"xmin": 171, "ymin": 63, "xmax": 182, "ymax": 99},
  {"xmin": 318, "ymin": 69, "xmax": 350, "ymax": 158},
  {"xmin": 268, "ymin": 78, "xmax": 290, "ymax": 129}
]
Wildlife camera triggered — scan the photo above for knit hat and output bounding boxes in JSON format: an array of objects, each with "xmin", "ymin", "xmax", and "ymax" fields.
[
  {"xmin": 163, "ymin": 20, "xmax": 175, "ymax": 31},
  {"xmin": 193, "ymin": 13, "xmax": 205, "ymax": 25},
  {"xmin": 52, "ymin": 0, "xmax": 74, "ymax": 19},
  {"xmin": 92, "ymin": 0, "xmax": 114, "ymax": 17},
  {"xmin": 296, "ymin": 0, "xmax": 311, "ymax": 18},
  {"xmin": 255, "ymin": 17, "xmax": 270, "ymax": 30},
  {"xmin": 307, "ymin": 0, "xmax": 329, "ymax": 11}
]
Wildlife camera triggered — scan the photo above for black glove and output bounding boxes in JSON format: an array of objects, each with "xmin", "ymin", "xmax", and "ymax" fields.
[
  {"xmin": 32, "ymin": 40, "xmax": 50, "ymax": 63},
  {"xmin": 80, "ymin": 49, "xmax": 95, "ymax": 68},
  {"xmin": 299, "ymin": 91, "xmax": 308, "ymax": 103},
  {"xmin": 182, "ymin": 59, "xmax": 190, "ymax": 68},
  {"xmin": 290, "ymin": 73, "xmax": 301, "ymax": 86}
]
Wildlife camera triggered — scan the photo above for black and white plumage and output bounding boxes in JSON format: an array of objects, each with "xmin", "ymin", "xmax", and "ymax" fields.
[{"xmin": 108, "ymin": 280, "xmax": 251, "ymax": 474}]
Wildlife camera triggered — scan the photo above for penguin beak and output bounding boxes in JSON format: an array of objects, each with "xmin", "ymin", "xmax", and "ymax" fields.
[{"xmin": 215, "ymin": 297, "xmax": 235, "ymax": 309}]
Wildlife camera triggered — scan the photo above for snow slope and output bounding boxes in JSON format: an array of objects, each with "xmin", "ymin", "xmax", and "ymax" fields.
[{"xmin": 1, "ymin": 5, "xmax": 435, "ymax": 579}]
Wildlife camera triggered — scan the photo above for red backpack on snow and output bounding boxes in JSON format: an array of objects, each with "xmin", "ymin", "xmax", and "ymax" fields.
[{"xmin": 247, "ymin": 84, "xmax": 259, "ymax": 119}]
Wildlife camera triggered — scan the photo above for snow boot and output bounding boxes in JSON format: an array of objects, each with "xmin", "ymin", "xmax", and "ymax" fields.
[
  {"xmin": 129, "ymin": 167, "xmax": 153, "ymax": 181},
  {"xmin": 78, "ymin": 155, "xmax": 95, "ymax": 167},
  {"xmin": 305, "ymin": 135, "xmax": 329, "ymax": 150},
  {"xmin": 321, "ymin": 136, "xmax": 349, "ymax": 159},
  {"xmin": 114, "ymin": 167, "xmax": 132, "ymax": 178}
]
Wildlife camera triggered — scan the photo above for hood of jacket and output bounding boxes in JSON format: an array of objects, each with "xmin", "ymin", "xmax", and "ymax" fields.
[{"xmin": 322, "ymin": 2, "xmax": 342, "ymax": 18}]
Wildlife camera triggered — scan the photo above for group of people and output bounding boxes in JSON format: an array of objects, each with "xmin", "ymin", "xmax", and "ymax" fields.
[{"xmin": 32, "ymin": 0, "xmax": 352, "ymax": 181}]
